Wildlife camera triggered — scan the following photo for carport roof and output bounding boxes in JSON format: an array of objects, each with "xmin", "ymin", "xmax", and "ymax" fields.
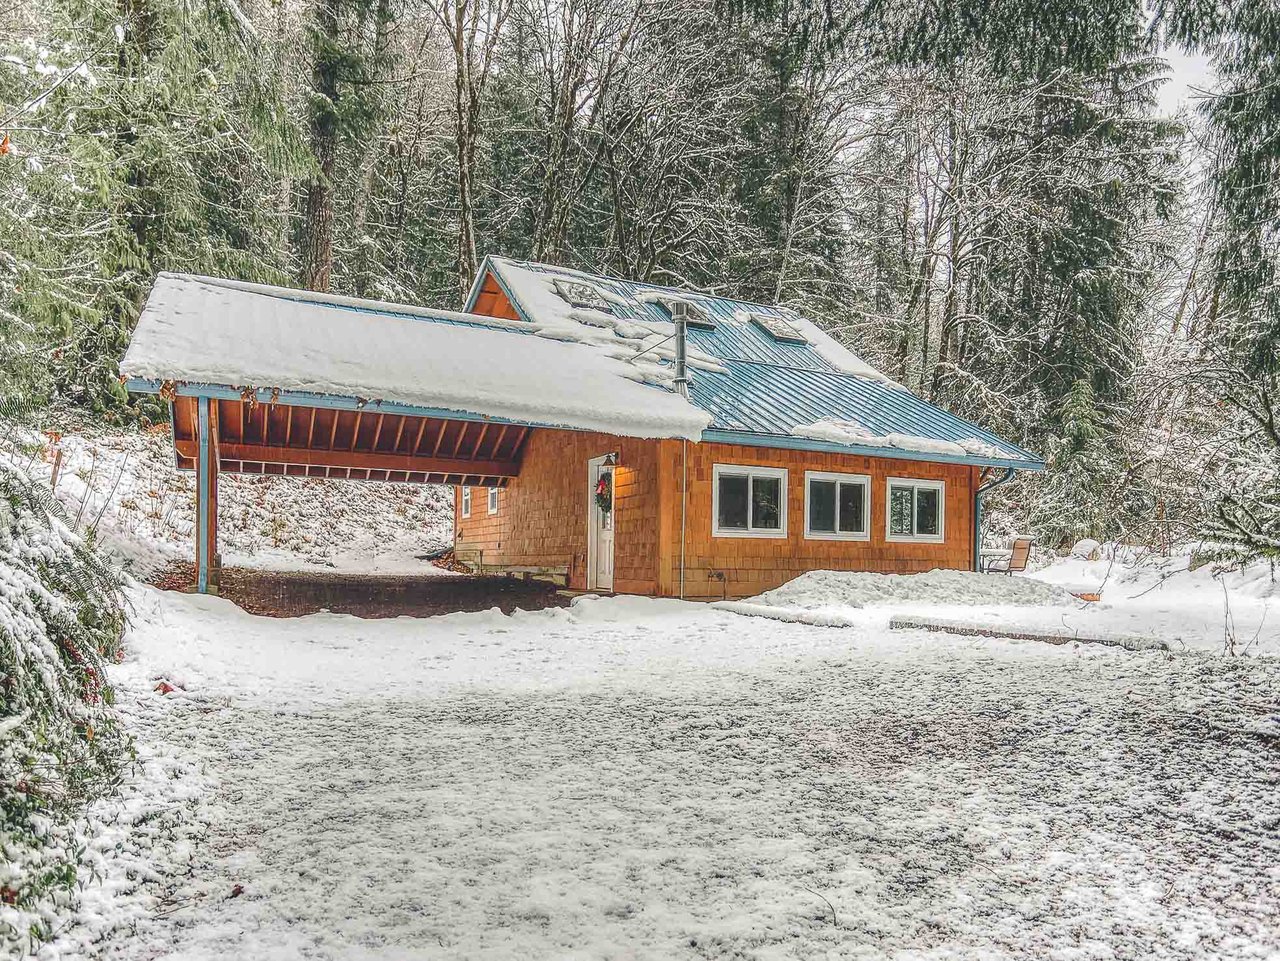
[{"xmin": 120, "ymin": 273, "xmax": 711, "ymax": 441}]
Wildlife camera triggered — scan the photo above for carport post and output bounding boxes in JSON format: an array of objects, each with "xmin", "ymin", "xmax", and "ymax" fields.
[{"xmin": 195, "ymin": 396, "xmax": 220, "ymax": 594}]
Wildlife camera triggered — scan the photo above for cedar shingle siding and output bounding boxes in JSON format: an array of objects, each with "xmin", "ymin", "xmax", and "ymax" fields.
[{"xmin": 455, "ymin": 431, "xmax": 975, "ymax": 598}]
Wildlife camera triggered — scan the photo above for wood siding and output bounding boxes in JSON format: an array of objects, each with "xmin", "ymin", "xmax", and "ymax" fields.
[
  {"xmin": 470, "ymin": 274, "xmax": 522, "ymax": 320},
  {"xmin": 653, "ymin": 439, "xmax": 976, "ymax": 599},
  {"xmin": 453, "ymin": 428, "xmax": 662, "ymax": 594},
  {"xmin": 454, "ymin": 429, "xmax": 976, "ymax": 599}
]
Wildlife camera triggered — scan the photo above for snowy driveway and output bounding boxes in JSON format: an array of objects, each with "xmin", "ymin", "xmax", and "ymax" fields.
[{"xmin": 88, "ymin": 588, "xmax": 1279, "ymax": 960}]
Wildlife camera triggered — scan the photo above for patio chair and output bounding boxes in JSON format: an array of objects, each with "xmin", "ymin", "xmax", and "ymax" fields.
[{"xmin": 982, "ymin": 536, "xmax": 1032, "ymax": 574}]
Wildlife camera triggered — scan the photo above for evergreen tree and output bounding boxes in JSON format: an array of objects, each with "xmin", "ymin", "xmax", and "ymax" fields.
[
  {"xmin": 1, "ymin": 0, "xmax": 304, "ymax": 417},
  {"xmin": 1160, "ymin": 0, "xmax": 1280, "ymax": 560},
  {"xmin": 298, "ymin": 0, "xmax": 396, "ymax": 293}
]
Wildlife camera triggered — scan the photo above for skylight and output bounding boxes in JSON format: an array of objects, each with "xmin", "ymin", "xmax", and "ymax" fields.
[
  {"xmin": 657, "ymin": 297, "xmax": 716, "ymax": 330},
  {"xmin": 749, "ymin": 312, "xmax": 808, "ymax": 345},
  {"xmin": 553, "ymin": 278, "xmax": 614, "ymax": 313}
]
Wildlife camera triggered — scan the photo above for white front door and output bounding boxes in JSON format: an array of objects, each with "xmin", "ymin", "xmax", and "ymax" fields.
[{"xmin": 587, "ymin": 456, "xmax": 615, "ymax": 592}]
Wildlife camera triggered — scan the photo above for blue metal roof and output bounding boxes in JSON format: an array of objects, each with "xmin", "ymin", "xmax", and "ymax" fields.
[
  {"xmin": 472, "ymin": 256, "xmax": 1045, "ymax": 470},
  {"xmin": 689, "ymin": 361, "xmax": 1039, "ymax": 469}
]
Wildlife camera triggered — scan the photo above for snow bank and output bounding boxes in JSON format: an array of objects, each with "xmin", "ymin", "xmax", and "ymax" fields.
[
  {"xmin": 716, "ymin": 569, "xmax": 1086, "ymax": 641},
  {"xmin": 1028, "ymin": 541, "xmax": 1280, "ymax": 600},
  {"xmin": 720, "ymin": 552, "xmax": 1276, "ymax": 656},
  {"xmin": 889, "ymin": 614, "xmax": 1169, "ymax": 651},
  {"xmin": 120, "ymin": 274, "xmax": 710, "ymax": 441},
  {"xmin": 742, "ymin": 568, "xmax": 1075, "ymax": 611},
  {"xmin": 1026, "ymin": 543, "xmax": 1278, "ymax": 655}
]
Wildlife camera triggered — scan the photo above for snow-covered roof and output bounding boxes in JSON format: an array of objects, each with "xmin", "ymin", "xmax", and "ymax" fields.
[
  {"xmin": 480, "ymin": 257, "xmax": 894, "ymax": 385},
  {"xmin": 471, "ymin": 258, "xmax": 1043, "ymax": 469},
  {"xmin": 122, "ymin": 265, "xmax": 1041, "ymax": 469},
  {"xmin": 119, "ymin": 274, "xmax": 711, "ymax": 441}
]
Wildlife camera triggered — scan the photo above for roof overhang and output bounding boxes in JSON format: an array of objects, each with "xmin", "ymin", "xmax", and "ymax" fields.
[
  {"xmin": 700, "ymin": 429, "xmax": 1046, "ymax": 472},
  {"xmin": 128, "ymin": 378, "xmax": 544, "ymax": 430}
]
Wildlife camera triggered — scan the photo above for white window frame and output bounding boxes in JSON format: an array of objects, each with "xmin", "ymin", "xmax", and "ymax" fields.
[
  {"xmin": 711, "ymin": 464, "xmax": 788, "ymax": 538},
  {"xmin": 461, "ymin": 486, "xmax": 472, "ymax": 519},
  {"xmin": 885, "ymin": 477, "xmax": 945, "ymax": 543},
  {"xmin": 487, "ymin": 487, "xmax": 499, "ymax": 515},
  {"xmin": 803, "ymin": 470, "xmax": 871, "ymax": 541}
]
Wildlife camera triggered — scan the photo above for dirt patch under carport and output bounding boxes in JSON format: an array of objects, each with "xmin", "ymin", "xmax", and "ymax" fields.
[{"xmin": 153, "ymin": 563, "xmax": 571, "ymax": 618}]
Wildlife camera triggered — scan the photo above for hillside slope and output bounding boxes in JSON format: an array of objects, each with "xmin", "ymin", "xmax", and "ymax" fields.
[{"xmin": 8, "ymin": 430, "xmax": 455, "ymax": 577}]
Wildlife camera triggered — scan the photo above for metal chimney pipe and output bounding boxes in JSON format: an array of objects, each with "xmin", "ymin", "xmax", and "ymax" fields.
[{"xmin": 671, "ymin": 301, "xmax": 689, "ymax": 397}]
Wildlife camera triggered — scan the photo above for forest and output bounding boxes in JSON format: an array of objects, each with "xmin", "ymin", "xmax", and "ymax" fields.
[{"xmin": 1, "ymin": 0, "xmax": 1277, "ymax": 559}]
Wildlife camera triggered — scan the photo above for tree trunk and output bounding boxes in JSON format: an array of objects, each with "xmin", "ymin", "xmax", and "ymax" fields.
[{"xmin": 300, "ymin": 0, "xmax": 341, "ymax": 292}]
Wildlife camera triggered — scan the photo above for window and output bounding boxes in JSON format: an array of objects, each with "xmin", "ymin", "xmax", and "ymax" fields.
[
  {"xmin": 749, "ymin": 312, "xmax": 808, "ymax": 345},
  {"xmin": 553, "ymin": 278, "xmax": 613, "ymax": 313},
  {"xmin": 885, "ymin": 478, "xmax": 944, "ymax": 542},
  {"xmin": 488, "ymin": 487, "xmax": 499, "ymax": 515},
  {"xmin": 804, "ymin": 471, "xmax": 870, "ymax": 540},
  {"xmin": 712, "ymin": 464, "xmax": 787, "ymax": 538},
  {"xmin": 461, "ymin": 486, "xmax": 472, "ymax": 518}
]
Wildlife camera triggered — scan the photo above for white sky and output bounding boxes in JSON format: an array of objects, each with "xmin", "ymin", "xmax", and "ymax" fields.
[{"xmin": 1158, "ymin": 47, "xmax": 1216, "ymax": 116}]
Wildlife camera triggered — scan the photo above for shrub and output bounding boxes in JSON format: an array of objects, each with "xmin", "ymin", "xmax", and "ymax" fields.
[{"xmin": 0, "ymin": 458, "xmax": 127, "ymax": 953}]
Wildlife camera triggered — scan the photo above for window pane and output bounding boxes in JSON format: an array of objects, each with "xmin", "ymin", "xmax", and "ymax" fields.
[
  {"xmin": 916, "ymin": 487, "xmax": 940, "ymax": 536},
  {"xmin": 838, "ymin": 482, "xmax": 865, "ymax": 533},
  {"xmin": 751, "ymin": 476, "xmax": 782, "ymax": 530},
  {"xmin": 718, "ymin": 474, "xmax": 749, "ymax": 529},
  {"xmin": 889, "ymin": 485, "xmax": 913, "ymax": 535},
  {"xmin": 808, "ymin": 480, "xmax": 836, "ymax": 533}
]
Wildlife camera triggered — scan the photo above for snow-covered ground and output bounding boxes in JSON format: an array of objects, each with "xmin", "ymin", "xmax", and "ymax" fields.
[
  {"xmin": 10, "ymin": 429, "xmax": 1278, "ymax": 956},
  {"xmin": 717, "ymin": 550, "xmax": 1277, "ymax": 656},
  {"xmin": 1024, "ymin": 545, "xmax": 1276, "ymax": 655},
  {"xmin": 45, "ymin": 583, "xmax": 1280, "ymax": 960},
  {"xmin": 1, "ymin": 430, "xmax": 456, "ymax": 577}
]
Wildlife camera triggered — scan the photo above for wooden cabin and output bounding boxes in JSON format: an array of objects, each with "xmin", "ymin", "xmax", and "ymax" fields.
[{"xmin": 121, "ymin": 260, "xmax": 1042, "ymax": 598}]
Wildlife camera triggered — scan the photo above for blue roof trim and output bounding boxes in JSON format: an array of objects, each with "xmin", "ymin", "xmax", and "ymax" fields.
[
  {"xmin": 126, "ymin": 377, "xmax": 537, "ymax": 429},
  {"xmin": 462, "ymin": 258, "xmax": 489, "ymax": 312}
]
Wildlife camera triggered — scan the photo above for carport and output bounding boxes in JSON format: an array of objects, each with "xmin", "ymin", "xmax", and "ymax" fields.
[
  {"xmin": 135, "ymin": 385, "xmax": 531, "ymax": 593},
  {"xmin": 119, "ymin": 273, "xmax": 705, "ymax": 594}
]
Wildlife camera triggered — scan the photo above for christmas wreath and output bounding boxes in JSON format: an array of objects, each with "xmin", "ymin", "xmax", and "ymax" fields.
[{"xmin": 595, "ymin": 473, "xmax": 613, "ymax": 514}]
